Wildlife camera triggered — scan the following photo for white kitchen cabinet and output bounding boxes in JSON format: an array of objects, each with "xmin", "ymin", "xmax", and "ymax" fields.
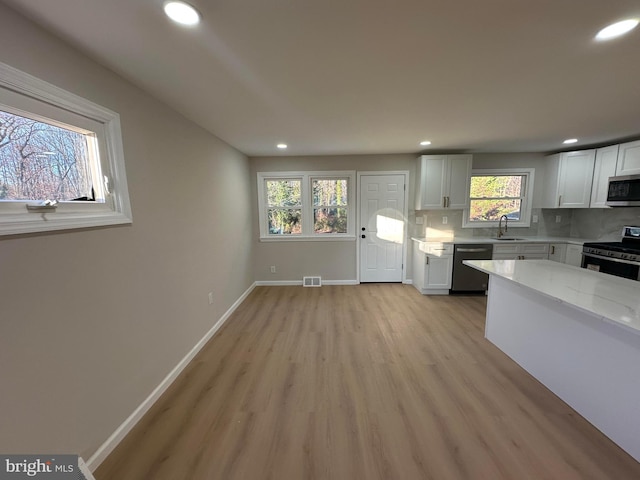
[
  {"xmin": 412, "ymin": 241, "xmax": 453, "ymax": 294},
  {"xmin": 590, "ymin": 145, "xmax": 619, "ymax": 208},
  {"xmin": 425, "ymin": 255, "xmax": 453, "ymax": 291},
  {"xmin": 493, "ymin": 243, "xmax": 549, "ymax": 260},
  {"xmin": 548, "ymin": 243, "xmax": 567, "ymax": 263},
  {"xmin": 415, "ymin": 154, "xmax": 472, "ymax": 210},
  {"xmin": 615, "ymin": 140, "xmax": 640, "ymax": 176},
  {"xmin": 565, "ymin": 244, "xmax": 583, "ymax": 267},
  {"xmin": 543, "ymin": 150, "xmax": 596, "ymax": 208}
]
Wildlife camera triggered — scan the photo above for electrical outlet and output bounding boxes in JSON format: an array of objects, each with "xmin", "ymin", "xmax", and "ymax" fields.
[
  {"xmin": 208, "ymin": 292, "xmax": 214, "ymax": 305},
  {"xmin": 555, "ymin": 215, "xmax": 561, "ymax": 223},
  {"xmin": 442, "ymin": 216, "xmax": 448, "ymax": 225},
  {"xmin": 270, "ymin": 265, "xmax": 276, "ymax": 273},
  {"xmin": 532, "ymin": 215, "xmax": 539, "ymax": 223}
]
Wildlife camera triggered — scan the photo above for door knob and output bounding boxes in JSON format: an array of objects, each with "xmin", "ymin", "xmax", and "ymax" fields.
[
  {"xmin": 361, "ymin": 227, "xmax": 366, "ymax": 231},
  {"xmin": 361, "ymin": 234, "xmax": 366, "ymax": 238}
]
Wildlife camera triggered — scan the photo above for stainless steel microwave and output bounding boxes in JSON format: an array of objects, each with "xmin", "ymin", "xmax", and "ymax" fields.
[{"xmin": 606, "ymin": 174, "xmax": 640, "ymax": 206}]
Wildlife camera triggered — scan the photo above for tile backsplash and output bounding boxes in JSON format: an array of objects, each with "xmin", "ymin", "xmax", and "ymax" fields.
[
  {"xmin": 571, "ymin": 208, "xmax": 640, "ymax": 240},
  {"xmin": 412, "ymin": 207, "xmax": 640, "ymax": 240}
]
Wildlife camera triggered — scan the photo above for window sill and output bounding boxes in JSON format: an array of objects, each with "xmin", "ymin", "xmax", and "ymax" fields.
[
  {"xmin": 0, "ymin": 209, "xmax": 132, "ymax": 236},
  {"xmin": 259, "ymin": 235, "xmax": 356, "ymax": 242}
]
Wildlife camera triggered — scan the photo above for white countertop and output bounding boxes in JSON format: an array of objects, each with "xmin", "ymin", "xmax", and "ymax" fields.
[
  {"xmin": 464, "ymin": 259, "xmax": 640, "ymax": 335},
  {"xmin": 411, "ymin": 236, "xmax": 590, "ymax": 245}
]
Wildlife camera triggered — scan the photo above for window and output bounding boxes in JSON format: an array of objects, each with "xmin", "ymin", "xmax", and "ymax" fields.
[
  {"xmin": 0, "ymin": 61, "xmax": 132, "ymax": 236},
  {"xmin": 266, "ymin": 178, "xmax": 302, "ymax": 234},
  {"xmin": 463, "ymin": 168, "xmax": 534, "ymax": 228},
  {"xmin": 0, "ymin": 109, "xmax": 99, "ymax": 202},
  {"xmin": 258, "ymin": 171, "xmax": 355, "ymax": 240}
]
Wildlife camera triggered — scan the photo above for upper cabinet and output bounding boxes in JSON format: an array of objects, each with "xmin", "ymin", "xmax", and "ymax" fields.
[
  {"xmin": 543, "ymin": 150, "xmax": 595, "ymax": 208},
  {"xmin": 590, "ymin": 145, "xmax": 619, "ymax": 208},
  {"xmin": 615, "ymin": 140, "xmax": 640, "ymax": 176},
  {"xmin": 415, "ymin": 154, "xmax": 472, "ymax": 210}
]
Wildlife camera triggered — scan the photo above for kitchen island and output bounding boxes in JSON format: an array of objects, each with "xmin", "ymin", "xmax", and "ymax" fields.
[{"xmin": 464, "ymin": 259, "xmax": 640, "ymax": 463}]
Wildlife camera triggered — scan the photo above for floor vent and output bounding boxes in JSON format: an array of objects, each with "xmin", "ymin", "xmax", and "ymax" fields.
[{"xmin": 303, "ymin": 276, "xmax": 322, "ymax": 287}]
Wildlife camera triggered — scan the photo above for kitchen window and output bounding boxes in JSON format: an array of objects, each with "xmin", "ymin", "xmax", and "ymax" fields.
[
  {"xmin": 0, "ymin": 61, "xmax": 132, "ymax": 236},
  {"xmin": 257, "ymin": 171, "xmax": 355, "ymax": 240},
  {"xmin": 463, "ymin": 168, "xmax": 534, "ymax": 228}
]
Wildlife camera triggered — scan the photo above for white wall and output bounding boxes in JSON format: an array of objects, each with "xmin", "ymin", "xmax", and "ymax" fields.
[
  {"xmin": 0, "ymin": 4, "xmax": 253, "ymax": 461},
  {"xmin": 250, "ymin": 154, "xmax": 416, "ymax": 282}
]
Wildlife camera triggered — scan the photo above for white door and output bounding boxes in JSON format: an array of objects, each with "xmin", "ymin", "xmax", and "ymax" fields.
[{"xmin": 359, "ymin": 174, "xmax": 406, "ymax": 282}]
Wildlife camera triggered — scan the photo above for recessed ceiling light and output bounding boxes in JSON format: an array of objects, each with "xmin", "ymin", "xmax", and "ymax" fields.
[
  {"xmin": 419, "ymin": 141, "xmax": 432, "ymax": 146},
  {"xmin": 596, "ymin": 19, "xmax": 638, "ymax": 41},
  {"xmin": 163, "ymin": 1, "xmax": 201, "ymax": 26},
  {"xmin": 277, "ymin": 143, "xmax": 288, "ymax": 149},
  {"xmin": 563, "ymin": 138, "xmax": 578, "ymax": 144}
]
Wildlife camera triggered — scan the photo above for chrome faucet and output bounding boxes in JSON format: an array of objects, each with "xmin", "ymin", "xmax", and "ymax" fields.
[{"xmin": 497, "ymin": 214, "xmax": 508, "ymax": 238}]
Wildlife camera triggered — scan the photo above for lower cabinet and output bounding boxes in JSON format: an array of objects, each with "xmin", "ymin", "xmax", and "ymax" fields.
[
  {"xmin": 565, "ymin": 244, "xmax": 583, "ymax": 267},
  {"xmin": 412, "ymin": 241, "xmax": 453, "ymax": 295},
  {"xmin": 493, "ymin": 243, "xmax": 549, "ymax": 260},
  {"xmin": 548, "ymin": 243, "xmax": 567, "ymax": 263}
]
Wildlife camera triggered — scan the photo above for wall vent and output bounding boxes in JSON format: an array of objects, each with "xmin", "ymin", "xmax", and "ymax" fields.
[{"xmin": 303, "ymin": 276, "xmax": 322, "ymax": 287}]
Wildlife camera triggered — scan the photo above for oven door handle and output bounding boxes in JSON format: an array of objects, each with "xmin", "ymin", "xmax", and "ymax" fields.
[{"xmin": 582, "ymin": 252, "xmax": 640, "ymax": 267}]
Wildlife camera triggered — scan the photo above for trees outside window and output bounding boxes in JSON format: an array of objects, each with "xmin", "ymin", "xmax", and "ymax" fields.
[
  {"xmin": 0, "ymin": 110, "xmax": 96, "ymax": 202},
  {"xmin": 469, "ymin": 175, "xmax": 524, "ymax": 221},
  {"xmin": 257, "ymin": 172, "xmax": 355, "ymax": 240},
  {"xmin": 266, "ymin": 179, "xmax": 301, "ymax": 234},
  {"xmin": 463, "ymin": 169, "xmax": 534, "ymax": 228}
]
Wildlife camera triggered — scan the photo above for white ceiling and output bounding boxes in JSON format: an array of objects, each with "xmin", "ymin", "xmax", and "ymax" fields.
[{"xmin": 3, "ymin": 0, "xmax": 640, "ymax": 157}]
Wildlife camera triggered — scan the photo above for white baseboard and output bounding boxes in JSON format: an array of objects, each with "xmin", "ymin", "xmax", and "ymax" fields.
[
  {"xmin": 86, "ymin": 282, "xmax": 257, "ymax": 472},
  {"xmin": 255, "ymin": 279, "xmax": 358, "ymax": 286},
  {"xmin": 403, "ymin": 279, "xmax": 413, "ymax": 285},
  {"xmin": 78, "ymin": 457, "xmax": 96, "ymax": 480}
]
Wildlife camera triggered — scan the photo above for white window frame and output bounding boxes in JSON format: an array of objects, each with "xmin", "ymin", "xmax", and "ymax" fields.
[
  {"xmin": 463, "ymin": 168, "xmax": 534, "ymax": 228},
  {"xmin": 257, "ymin": 171, "xmax": 356, "ymax": 241},
  {"xmin": 0, "ymin": 61, "xmax": 132, "ymax": 236}
]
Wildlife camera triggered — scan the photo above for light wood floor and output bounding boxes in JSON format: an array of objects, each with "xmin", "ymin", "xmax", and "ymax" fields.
[{"xmin": 95, "ymin": 284, "xmax": 640, "ymax": 480}]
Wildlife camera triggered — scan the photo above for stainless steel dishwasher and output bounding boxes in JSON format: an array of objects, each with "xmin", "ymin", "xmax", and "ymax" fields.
[{"xmin": 450, "ymin": 244, "xmax": 494, "ymax": 293}]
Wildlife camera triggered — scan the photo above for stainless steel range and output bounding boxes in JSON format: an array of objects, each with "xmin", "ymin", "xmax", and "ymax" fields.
[{"xmin": 582, "ymin": 226, "xmax": 640, "ymax": 280}]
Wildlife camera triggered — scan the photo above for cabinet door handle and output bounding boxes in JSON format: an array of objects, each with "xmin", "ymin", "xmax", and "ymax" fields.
[
  {"xmin": 550, "ymin": 245, "xmax": 555, "ymax": 255},
  {"xmin": 443, "ymin": 196, "xmax": 446, "ymax": 208},
  {"xmin": 425, "ymin": 256, "xmax": 429, "ymax": 265},
  {"xmin": 558, "ymin": 195, "xmax": 562, "ymax": 207}
]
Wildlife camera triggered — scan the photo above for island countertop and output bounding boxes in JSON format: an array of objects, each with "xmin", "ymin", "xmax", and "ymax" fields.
[
  {"xmin": 411, "ymin": 236, "xmax": 591, "ymax": 245},
  {"xmin": 464, "ymin": 259, "xmax": 640, "ymax": 335}
]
